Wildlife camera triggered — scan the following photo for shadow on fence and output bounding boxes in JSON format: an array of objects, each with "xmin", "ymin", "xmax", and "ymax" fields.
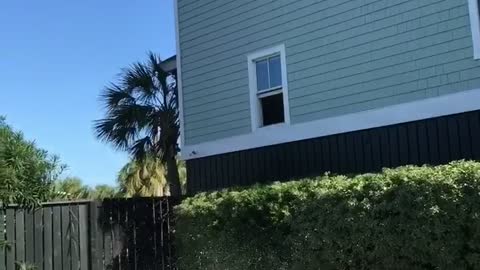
[
  {"xmin": 0, "ymin": 197, "xmax": 178, "ymax": 270},
  {"xmin": 95, "ymin": 198, "xmax": 178, "ymax": 270}
]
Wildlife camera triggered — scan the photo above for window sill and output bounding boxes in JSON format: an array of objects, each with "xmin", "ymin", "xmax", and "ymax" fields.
[{"xmin": 253, "ymin": 122, "xmax": 290, "ymax": 133}]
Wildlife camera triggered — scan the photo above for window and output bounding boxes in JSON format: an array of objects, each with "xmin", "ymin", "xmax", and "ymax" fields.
[
  {"xmin": 248, "ymin": 45, "xmax": 290, "ymax": 130},
  {"xmin": 468, "ymin": 0, "xmax": 480, "ymax": 59}
]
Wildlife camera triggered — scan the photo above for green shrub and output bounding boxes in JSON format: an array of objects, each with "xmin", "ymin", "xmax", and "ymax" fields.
[{"xmin": 175, "ymin": 161, "xmax": 480, "ymax": 270}]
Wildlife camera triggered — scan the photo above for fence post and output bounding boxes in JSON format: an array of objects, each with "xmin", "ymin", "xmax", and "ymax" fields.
[{"xmin": 89, "ymin": 201, "xmax": 103, "ymax": 270}]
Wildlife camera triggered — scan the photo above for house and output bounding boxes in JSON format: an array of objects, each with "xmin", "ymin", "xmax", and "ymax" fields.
[{"xmin": 174, "ymin": 0, "xmax": 480, "ymax": 194}]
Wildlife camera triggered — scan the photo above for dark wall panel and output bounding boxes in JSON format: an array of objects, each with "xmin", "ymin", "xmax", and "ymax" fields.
[{"xmin": 186, "ymin": 110, "xmax": 480, "ymax": 194}]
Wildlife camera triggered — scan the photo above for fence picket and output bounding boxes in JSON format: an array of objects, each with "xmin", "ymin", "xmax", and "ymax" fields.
[
  {"xmin": 78, "ymin": 204, "xmax": 89, "ymax": 270},
  {"xmin": 61, "ymin": 205, "xmax": 71, "ymax": 270},
  {"xmin": 44, "ymin": 207, "xmax": 53, "ymax": 270},
  {"xmin": 5, "ymin": 209, "xmax": 15, "ymax": 270},
  {"xmin": 53, "ymin": 206, "xmax": 63, "ymax": 270},
  {"xmin": 103, "ymin": 200, "xmax": 113, "ymax": 269},
  {"xmin": 0, "ymin": 209, "xmax": 5, "ymax": 269},
  {"xmin": 15, "ymin": 209, "xmax": 25, "ymax": 263},
  {"xmin": 34, "ymin": 208, "xmax": 44, "ymax": 270},
  {"xmin": 126, "ymin": 199, "xmax": 136, "ymax": 270},
  {"xmin": 25, "ymin": 210, "xmax": 35, "ymax": 264},
  {"xmin": 89, "ymin": 201, "xmax": 103, "ymax": 270},
  {"xmin": 70, "ymin": 205, "xmax": 80, "ymax": 270},
  {"xmin": 112, "ymin": 200, "xmax": 121, "ymax": 270},
  {"xmin": 117, "ymin": 200, "xmax": 128, "ymax": 270}
]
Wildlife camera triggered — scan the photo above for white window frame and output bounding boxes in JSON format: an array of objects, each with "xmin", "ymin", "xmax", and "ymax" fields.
[
  {"xmin": 247, "ymin": 44, "xmax": 291, "ymax": 131},
  {"xmin": 468, "ymin": 0, "xmax": 480, "ymax": 59}
]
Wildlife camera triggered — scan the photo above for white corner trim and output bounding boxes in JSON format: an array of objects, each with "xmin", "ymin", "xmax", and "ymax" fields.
[
  {"xmin": 174, "ymin": 0, "xmax": 186, "ymax": 147},
  {"xmin": 247, "ymin": 44, "xmax": 291, "ymax": 131},
  {"xmin": 468, "ymin": 0, "xmax": 480, "ymax": 60},
  {"xmin": 180, "ymin": 88, "xmax": 480, "ymax": 160}
]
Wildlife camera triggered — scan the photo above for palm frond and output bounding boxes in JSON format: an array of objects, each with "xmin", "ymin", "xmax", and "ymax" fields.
[
  {"xmin": 117, "ymin": 157, "xmax": 167, "ymax": 197},
  {"xmin": 94, "ymin": 118, "xmax": 134, "ymax": 150},
  {"xmin": 94, "ymin": 103, "xmax": 157, "ymax": 150},
  {"xmin": 101, "ymin": 84, "xmax": 135, "ymax": 111},
  {"xmin": 122, "ymin": 62, "xmax": 154, "ymax": 93},
  {"xmin": 130, "ymin": 136, "xmax": 153, "ymax": 160},
  {"xmin": 148, "ymin": 51, "xmax": 170, "ymax": 87}
]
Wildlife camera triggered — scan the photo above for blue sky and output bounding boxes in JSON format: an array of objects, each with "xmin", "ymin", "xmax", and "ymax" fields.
[{"xmin": 0, "ymin": 0, "xmax": 176, "ymax": 186}]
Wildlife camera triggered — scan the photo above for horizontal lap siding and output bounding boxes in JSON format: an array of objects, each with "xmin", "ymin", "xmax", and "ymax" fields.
[
  {"xmin": 179, "ymin": 0, "xmax": 480, "ymax": 145},
  {"xmin": 187, "ymin": 110, "xmax": 480, "ymax": 193}
]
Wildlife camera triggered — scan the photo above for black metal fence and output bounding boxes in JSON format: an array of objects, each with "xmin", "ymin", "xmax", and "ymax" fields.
[{"xmin": 0, "ymin": 197, "xmax": 176, "ymax": 270}]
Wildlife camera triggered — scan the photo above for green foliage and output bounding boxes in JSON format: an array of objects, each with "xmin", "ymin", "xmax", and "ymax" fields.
[
  {"xmin": 16, "ymin": 262, "xmax": 36, "ymax": 270},
  {"xmin": 117, "ymin": 156, "xmax": 167, "ymax": 197},
  {"xmin": 0, "ymin": 117, "xmax": 64, "ymax": 207},
  {"xmin": 0, "ymin": 239, "xmax": 10, "ymax": 251},
  {"xmin": 53, "ymin": 177, "xmax": 92, "ymax": 200},
  {"xmin": 91, "ymin": 184, "xmax": 119, "ymax": 200},
  {"xmin": 52, "ymin": 177, "xmax": 119, "ymax": 200},
  {"xmin": 175, "ymin": 161, "xmax": 480, "ymax": 270}
]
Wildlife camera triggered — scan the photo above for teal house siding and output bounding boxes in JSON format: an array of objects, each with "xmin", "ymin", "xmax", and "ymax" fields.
[{"xmin": 178, "ymin": 0, "xmax": 480, "ymax": 146}]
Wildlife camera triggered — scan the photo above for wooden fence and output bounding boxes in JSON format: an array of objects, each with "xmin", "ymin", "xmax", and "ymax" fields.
[{"xmin": 0, "ymin": 198, "xmax": 176, "ymax": 270}]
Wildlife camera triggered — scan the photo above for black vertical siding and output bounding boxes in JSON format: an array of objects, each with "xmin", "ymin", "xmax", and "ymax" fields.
[{"xmin": 186, "ymin": 110, "xmax": 480, "ymax": 194}]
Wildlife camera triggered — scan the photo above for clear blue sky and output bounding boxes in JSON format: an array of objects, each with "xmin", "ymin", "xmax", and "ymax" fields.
[{"xmin": 0, "ymin": 0, "xmax": 176, "ymax": 186}]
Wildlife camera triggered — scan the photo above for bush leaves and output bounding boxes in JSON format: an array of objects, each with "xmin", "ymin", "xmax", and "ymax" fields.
[{"xmin": 175, "ymin": 161, "xmax": 480, "ymax": 270}]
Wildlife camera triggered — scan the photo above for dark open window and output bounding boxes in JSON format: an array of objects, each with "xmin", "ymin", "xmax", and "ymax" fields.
[{"xmin": 261, "ymin": 93, "xmax": 285, "ymax": 126}]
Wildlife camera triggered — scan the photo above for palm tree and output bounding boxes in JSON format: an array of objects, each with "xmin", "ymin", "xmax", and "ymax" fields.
[
  {"xmin": 117, "ymin": 157, "xmax": 167, "ymax": 197},
  {"xmin": 94, "ymin": 52, "xmax": 181, "ymax": 196}
]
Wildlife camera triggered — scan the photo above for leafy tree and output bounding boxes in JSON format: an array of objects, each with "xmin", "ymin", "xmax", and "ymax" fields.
[
  {"xmin": 53, "ymin": 177, "xmax": 91, "ymax": 200},
  {"xmin": 52, "ymin": 178, "xmax": 120, "ymax": 200},
  {"xmin": 95, "ymin": 52, "xmax": 181, "ymax": 196},
  {"xmin": 91, "ymin": 184, "xmax": 119, "ymax": 200},
  {"xmin": 117, "ymin": 156, "xmax": 167, "ymax": 197},
  {"xmin": 0, "ymin": 116, "xmax": 64, "ymax": 208}
]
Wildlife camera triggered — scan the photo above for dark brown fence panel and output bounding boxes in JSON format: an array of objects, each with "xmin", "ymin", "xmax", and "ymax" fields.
[
  {"xmin": 16, "ymin": 209, "xmax": 25, "ymax": 264},
  {"xmin": 89, "ymin": 198, "xmax": 176, "ymax": 270},
  {"xmin": 61, "ymin": 205, "xmax": 71, "ymax": 270},
  {"xmin": 78, "ymin": 204, "xmax": 89, "ymax": 270},
  {"xmin": 1, "ymin": 198, "xmax": 176, "ymax": 270},
  {"xmin": 25, "ymin": 210, "xmax": 34, "ymax": 265},
  {"xmin": 53, "ymin": 206, "xmax": 63, "ymax": 270},
  {"xmin": 44, "ymin": 207, "xmax": 54, "ymax": 270},
  {"xmin": 0, "ymin": 209, "xmax": 5, "ymax": 269},
  {"xmin": 102, "ymin": 200, "xmax": 113, "ymax": 269},
  {"xmin": 89, "ymin": 201, "xmax": 103, "ymax": 270},
  {"xmin": 187, "ymin": 110, "xmax": 480, "ymax": 194},
  {"xmin": 5, "ymin": 208, "xmax": 14, "ymax": 269},
  {"xmin": 125, "ymin": 200, "xmax": 136, "ymax": 270},
  {"xmin": 34, "ymin": 208, "xmax": 44, "ymax": 270}
]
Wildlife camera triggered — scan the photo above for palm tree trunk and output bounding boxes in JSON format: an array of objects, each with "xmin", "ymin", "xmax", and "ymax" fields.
[{"xmin": 166, "ymin": 155, "xmax": 181, "ymax": 197}]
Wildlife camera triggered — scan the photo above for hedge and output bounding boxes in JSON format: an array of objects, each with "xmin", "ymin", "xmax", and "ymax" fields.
[{"xmin": 175, "ymin": 161, "xmax": 480, "ymax": 270}]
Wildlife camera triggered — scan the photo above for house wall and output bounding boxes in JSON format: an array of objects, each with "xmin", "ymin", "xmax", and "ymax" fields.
[
  {"xmin": 186, "ymin": 110, "xmax": 480, "ymax": 194},
  {"xmin": 178, "ymin": 0, "xmax": 480, "ymax": 146}
]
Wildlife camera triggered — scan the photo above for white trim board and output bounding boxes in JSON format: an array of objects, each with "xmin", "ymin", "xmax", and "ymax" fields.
[
  {"xmin": 181, "ymin": 88, "xmax": 480, "ymax": 160},
  {"xmin": 174, "ymin": 0, "xmax": 186, "ymax": 147},
  {"xmin": 468, "ymin": 0, "xmax": 480, "ymax": 60}
]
